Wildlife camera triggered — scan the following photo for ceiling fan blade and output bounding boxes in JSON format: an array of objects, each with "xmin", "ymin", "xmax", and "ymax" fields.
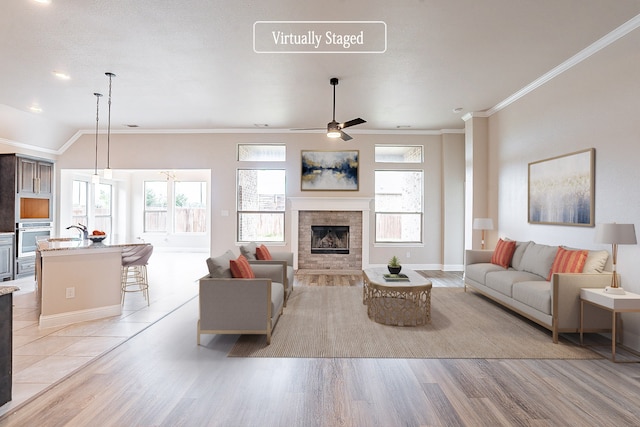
[
  {"xmin": 340, "ymin": 131, "xmax": 353, "ymax": 141},
  {"xmin": 341, "ymin": 118, "xmax": 366, "ymax": 129}
]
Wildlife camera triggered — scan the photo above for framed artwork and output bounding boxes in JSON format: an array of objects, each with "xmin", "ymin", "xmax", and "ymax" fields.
[
  {"xmin": 301, "ymin": 150, "xmax": 359, "ymax": 191},
  {"xmin": 528, "ymin": 148, "xmax": 595, "ymax": 226}
]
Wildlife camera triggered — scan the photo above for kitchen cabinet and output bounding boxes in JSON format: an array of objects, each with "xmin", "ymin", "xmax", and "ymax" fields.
[
  {"xmin": 0, "ymin": 234, "xmax": 13, "ymax": 281},
  {"xmin": 17, "ymin": 156, "xmax": 53, "ymax": 195},
  {"xmin": 0, "ymin": 286, "xmax": 19, "ymax": 407}
]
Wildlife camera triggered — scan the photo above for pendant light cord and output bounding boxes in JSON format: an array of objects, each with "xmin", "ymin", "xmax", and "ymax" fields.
[
  {"xmin": 105, "ymin": 72, "xmax": 116, "ymax": 169},
  {"xmin": 93, "ymin": 92, "xmax": 102, "ymax": 175}
]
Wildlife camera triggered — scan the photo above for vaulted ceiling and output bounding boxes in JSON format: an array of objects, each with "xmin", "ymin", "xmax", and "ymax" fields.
[{"xmin": 2, "ymin": 0, "xmax": 640, "ymax": 152}]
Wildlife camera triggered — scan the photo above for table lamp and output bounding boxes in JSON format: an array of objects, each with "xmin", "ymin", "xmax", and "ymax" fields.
[
  {"xmin": 473, "ymin": 218, "xmax": 494, "ymax": 250},
  {"xmin": 595, "ymin": 223, "xmax": 637, "ymax": 295}
]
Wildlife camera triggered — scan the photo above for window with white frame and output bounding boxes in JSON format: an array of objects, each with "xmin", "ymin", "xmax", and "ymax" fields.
[
  {"xmin": 237, "ymin": 169, "xmax": 285, "ymax": 242},
  {"xmin": 71, "ymin": 180, "xmax": 88, "ymax": 227},
  {"xmin": 94, "ymin": 183, "xmax": 113, "ymax": 234},
  {"xmin": 174, "ymin": 181, "xmax": 206, "ymax": 232},
  {"xmin": 144, "ymin": 181, "xmax": 168, "ymax": 232},
  {"xmin": 375, "ymin": 145, "xmax": 423, "ymax": 163},
  {"xmin": 238, "ymin": 144, "xmax": 286, "ymax": 161},
  {"xmin": 375, "ymin": 170, "xmax": 423, "ymax": 243}
]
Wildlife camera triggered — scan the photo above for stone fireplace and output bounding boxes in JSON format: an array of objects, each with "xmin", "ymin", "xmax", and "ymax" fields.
[{"xmin": 290, "ymin": 197, "xmax": 372, "ymax": 270}]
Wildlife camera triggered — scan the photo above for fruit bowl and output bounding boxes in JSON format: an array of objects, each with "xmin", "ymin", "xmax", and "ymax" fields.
[{"xmin": 88, "ymin": 234, "xmax": 107, "ymax": 243}]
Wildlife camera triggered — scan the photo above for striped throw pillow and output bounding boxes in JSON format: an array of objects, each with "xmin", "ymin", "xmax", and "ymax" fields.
[
  {"xmin": 256, "ymin": 244, "xmax": 273, "ymax": 260},
  {"xmin": 230, "ymin": 254, "xmax": 255, "ymax": 279},
  {"xmin": 491, "ymin": 238, "xmax": 517, "ymax": 269},
  {"xmin": 547, "ymin": 247, "xmax": 588, "ymax": 280}
]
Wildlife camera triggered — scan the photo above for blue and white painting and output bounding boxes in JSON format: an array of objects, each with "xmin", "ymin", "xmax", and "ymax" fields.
[
  {"xmin": 528, "ymin": 148, "xmax": 594, "ymax": 226},
  {"xmin": 301, "ymin": 150, "xmax": 359, "ymax": 191}
]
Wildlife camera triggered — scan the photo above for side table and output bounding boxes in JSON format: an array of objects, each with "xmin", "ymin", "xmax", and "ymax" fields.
[{"xmin": 580, "ymin": 288, "xmax": 640, "ymax": 363}]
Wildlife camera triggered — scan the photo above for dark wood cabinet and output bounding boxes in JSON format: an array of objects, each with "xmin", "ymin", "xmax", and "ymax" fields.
[
  {"xmin": 0, "ymin": 291, "xmax": 14, "ymax": 407},
  {"xmin": 0, "ymin": 235, "xmax": 13, "ymax": 281}
]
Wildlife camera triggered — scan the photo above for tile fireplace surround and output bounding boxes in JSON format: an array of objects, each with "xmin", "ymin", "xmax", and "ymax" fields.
[{"xmin": 290, "ymin": 197, "xmax": 372, "ymax": 270}]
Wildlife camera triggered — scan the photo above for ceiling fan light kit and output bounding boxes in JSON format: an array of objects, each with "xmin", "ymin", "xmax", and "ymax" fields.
[{"xmin": 325, "ymin": 77, "xmax": 366, "ymax": 141}]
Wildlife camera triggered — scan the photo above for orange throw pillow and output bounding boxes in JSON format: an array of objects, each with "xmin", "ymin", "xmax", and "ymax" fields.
[
  {"xmin": 491, "ymin": 238, "xmax": 517, "ymax": 269},
  {"xmin": 547, "ymin": 247, "xmax": 588, "ymax": 280},
  {"xmin": 230, "ymin": 255, "xmax": 255, "ymax": 278},
  {"xmin": 256, "ymin": 244, "xmax": 273, "ymax": 260}
]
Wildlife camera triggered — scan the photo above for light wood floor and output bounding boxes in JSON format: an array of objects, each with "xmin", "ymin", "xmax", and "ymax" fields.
[{"xmin": 2, "ymin": 267, "xmax": 640, "ymax": 426}]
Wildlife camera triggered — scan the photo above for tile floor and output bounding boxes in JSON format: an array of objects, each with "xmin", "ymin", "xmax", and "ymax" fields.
[{"xmin": 1, "ymin": 251, "xmax": 207, "ymax": 417}]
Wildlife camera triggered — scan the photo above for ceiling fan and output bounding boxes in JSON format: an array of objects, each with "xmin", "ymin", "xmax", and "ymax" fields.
[{"xmin": 295, "ymin": 77, "xmax": 366, "ymax": 141}]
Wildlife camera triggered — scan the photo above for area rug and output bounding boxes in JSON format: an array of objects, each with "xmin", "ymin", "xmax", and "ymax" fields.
[{"xmin": 228, "ymin": 286, "xmax": 600, "ymax": 359}]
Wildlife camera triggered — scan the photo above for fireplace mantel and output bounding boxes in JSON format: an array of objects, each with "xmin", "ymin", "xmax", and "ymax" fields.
[{"xmin": 289, "ymin": 197, "xmax": 372, "ymax": 269}]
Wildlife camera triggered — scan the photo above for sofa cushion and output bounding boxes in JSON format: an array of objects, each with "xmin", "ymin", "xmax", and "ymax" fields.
[
  {"xmin": 583, "ymin": 250, "xmax": 609, "ymax": 273},
  {"xmin": 519, "ymin": 243, "xmax": 559, "ymax": 279},
  {"xmin": 466, "ymin": 263, "xmax": 505, "ymax": 286},
  {"xmin": 230, "ymin": 255, "xmax": 255, "ymax": 278},
  {"xmin": 510, "ymin": 240, "xmax": 532, "ymax": 270},
  {"xmin": 512, "ymin": 281, "xmax": 552, "ymax": 315},
  {"xmin": 491, "ymin": 238, "xmax": 516, "ymax": 268},
  {"xmin": 547, "ymin": 247, "xmax": 588, "ymax": 280},
  {"xmin": 239, "ymin": 242, "xmax": 258, "ymax": 260},
  {"xmin": 256, "ymin": 244, "xmax": 273, "ymax": 260},
  {"xmin": 485, "ymin": 270, "xmax": 545, "ymax": 297},
  {"xmin": 206, "ymin": 250, "xmax": 235, "ymax": 278}
]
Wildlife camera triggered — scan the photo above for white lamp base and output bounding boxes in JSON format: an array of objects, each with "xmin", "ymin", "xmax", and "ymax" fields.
[{"xmin": 604, "ymin": 286, "xmax": 626, "ymax": 295}]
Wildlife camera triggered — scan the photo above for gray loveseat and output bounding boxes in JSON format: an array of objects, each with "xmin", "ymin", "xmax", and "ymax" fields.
[
  {"xmin": 198, "ymin": 250, "xmax": 285, "ymax": 345},
  {"xmin": 240, "ymin": 242, "xmax": 294, "ymax": 305},
  {"xmin": 465, "ymin": 240, "xmax": 613, "ymax": 343}
]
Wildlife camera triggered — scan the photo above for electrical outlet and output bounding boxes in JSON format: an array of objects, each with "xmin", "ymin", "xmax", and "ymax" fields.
[
  {"xmin": 406, "ymin": 251, "xmax": 411, "ymax": 258},
  {"xmin": 65, "ymin": 287, "xmax": 75, "ymax": 299}
]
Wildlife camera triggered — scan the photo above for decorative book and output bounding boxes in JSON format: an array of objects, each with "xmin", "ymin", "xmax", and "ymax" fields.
[{"xmin": 383, "ymin": 273, "xmax": 410, "ymax": 282}]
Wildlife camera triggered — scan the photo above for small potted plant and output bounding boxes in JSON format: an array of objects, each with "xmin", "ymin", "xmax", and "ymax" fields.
[{"xmin": 388, "ymin": 255, "xmax": 402, "ymax": 275}]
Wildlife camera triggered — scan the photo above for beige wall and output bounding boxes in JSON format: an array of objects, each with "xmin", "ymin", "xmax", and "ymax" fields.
[
  {"xmin": 488, "ymin": 28, "xmax": 640, "ymax": 349},
  {"xmin": 51, "ymin": 131, "xmax": 465, "ymax": 269}
]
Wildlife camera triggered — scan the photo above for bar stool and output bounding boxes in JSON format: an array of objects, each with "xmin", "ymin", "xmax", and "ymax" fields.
[{"xmin": 121, "ymin": 244, "xmax": 154, "ymax": 305}]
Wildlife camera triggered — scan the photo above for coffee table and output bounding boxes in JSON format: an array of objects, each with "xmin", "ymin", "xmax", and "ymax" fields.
[{"xmin": 362, "ymin": 268, "xmax": 432, "ymax": 326}]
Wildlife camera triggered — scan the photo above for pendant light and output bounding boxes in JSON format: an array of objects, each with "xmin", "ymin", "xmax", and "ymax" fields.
[
  {"xmin": 92, "ymin": 92, "xmax": 103, "ymax": 185},
  {"xmin": 103, "ymin": 72, "xmax": 116, "ymax": 179}
]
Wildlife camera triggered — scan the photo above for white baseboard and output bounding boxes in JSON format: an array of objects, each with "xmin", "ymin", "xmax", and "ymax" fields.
[{"xmin": 39, "ymin": 304, "xmax": 122, "ymax": 329}]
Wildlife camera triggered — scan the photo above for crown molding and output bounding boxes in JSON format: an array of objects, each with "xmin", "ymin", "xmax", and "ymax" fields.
[
  {"xmin": 0, "ymin": 137, "xmax": 58, "ymax": 155},
  {"xmin": 486, "ymin": 13, "xmax": 640, "ymax": 116}
]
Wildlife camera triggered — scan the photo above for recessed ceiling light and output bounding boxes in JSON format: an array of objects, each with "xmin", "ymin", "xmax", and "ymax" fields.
[
  {"xmin": 52, "ymin": 71, "xmax": 70, "ymax": 80},
  {"xmin": 396, "ymin": 125, "xmax": 411, "ymax": 129},
  {"xmin": 29, "ymin": 105, "xmax": 43, "ymax": 113},
  {"xmin": 33, "ymin": 0, "xmax": 52, "ymax": 4},
  {"xmin": 452, "ymin": 107, "xmax": 464, "ymax": 113}
]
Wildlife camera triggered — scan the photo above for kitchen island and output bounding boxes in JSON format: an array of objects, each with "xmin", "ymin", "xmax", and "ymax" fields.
[
  {"xmin": 36, "ymin": 238, "xmax": 147, "ymax": 328},
  {"xmin": 0, "ymin": 285, "xmax": 19, "ymax": 407}
]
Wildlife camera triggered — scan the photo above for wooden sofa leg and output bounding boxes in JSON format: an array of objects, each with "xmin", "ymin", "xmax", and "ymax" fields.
[{"xmin": 552, "ymin": 328, "xmax": 558, "ymax": 344}]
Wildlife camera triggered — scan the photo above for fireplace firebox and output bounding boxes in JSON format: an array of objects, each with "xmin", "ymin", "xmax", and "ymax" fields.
[{"xmin": 311, "ymin": 226, "xmax": 349, "ymax": 254}]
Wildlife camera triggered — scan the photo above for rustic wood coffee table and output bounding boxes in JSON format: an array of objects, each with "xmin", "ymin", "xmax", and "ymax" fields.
[{"xmin": 362, "ymin": 268, "xmax": 432, "ymax": 326}]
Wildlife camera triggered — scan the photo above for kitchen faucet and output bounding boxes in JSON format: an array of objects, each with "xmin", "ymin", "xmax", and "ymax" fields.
[{"xmin": 66, "ymin": 224, "xmax": 88, "ymax": 240}]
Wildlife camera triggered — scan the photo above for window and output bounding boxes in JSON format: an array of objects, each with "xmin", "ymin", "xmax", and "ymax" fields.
[
  {"xmin": 144, "ymin": 179, "xmax": 207, "ymax": 233},
  {"xmin": 237, "ymin": 169, "xmax": 285, "ymax": 242},
  {"xmin": 174, "ymin": 181, "xmax": 206, "ymax": 232},
  {"xmin": 71, "ymin": 180, "xmax": 88, "ymax": 226},
  {"xmin": 144, "ymin": 181, "xmax": 168, "ymax": 232},
  {"xmin": 94, "ymin": 183, "xmax": 113, "ymax": 234},
  {"xmin": 238, "ymin": 144, "xmax": 286, "ymax": 161},
  {"xmin": 375, "ymin": 145, "xmax": 423, "ymax": 163},
  {"xmin": 375, "ymin": 170, "xmax": 423, "ymax": 243}
]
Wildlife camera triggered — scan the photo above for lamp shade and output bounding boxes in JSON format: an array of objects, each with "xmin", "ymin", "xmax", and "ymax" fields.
[
  {"xmin": 473, "ymin": 218, "xmax": 494, "ymax": 230},
  {"xmin": 594, "ymin": 223, "xmax": 637, "ymax": 245}
]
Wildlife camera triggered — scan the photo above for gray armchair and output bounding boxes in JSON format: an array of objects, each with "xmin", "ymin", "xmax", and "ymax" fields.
[
  {"xmin": 240, "ymin": 243, "xmax": 295, "ymax": 305},
  {"xmin": 198, "ymin": 250, "xmax": 285, "ymax": 345}
]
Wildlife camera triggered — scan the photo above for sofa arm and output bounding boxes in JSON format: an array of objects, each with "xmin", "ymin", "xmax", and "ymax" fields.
[
  {"xmin": 198, "ymin": 276, "xmax": 274, "ymax": 331},
  {"xmin": 465, "ymin": 249, "xmax": 493, "ymax": 266},
  {"xmin": 552, "ymin": 272, "xmax": 614, "ymax": 333},
  {"xmin": 248, "ymin": 262, "xmax": 285, "ymax": 284},
  {"xmin": 270, "ymin": 251, "xmax": 293, "ymax": 267}
]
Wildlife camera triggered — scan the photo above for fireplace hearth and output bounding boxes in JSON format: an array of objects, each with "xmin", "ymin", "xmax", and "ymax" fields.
[{"xmin": 311, "ymin": 225, "xmax": 349, "ymax": 254}]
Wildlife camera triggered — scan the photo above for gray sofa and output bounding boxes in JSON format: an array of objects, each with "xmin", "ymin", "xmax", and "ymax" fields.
[
  {"xmin": 464, "ymin": 240, "xmax": 613, "ymax": 343},
  {"xmin": 198, "ymin": 250, "xmax": 285, "ymax": 345},
  {"xmin": 240, "ymin": 242, "xmax": 294, "ymax": 305}
]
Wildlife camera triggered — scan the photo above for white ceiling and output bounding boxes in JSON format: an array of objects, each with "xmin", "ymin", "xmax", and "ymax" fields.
[{"xmin": 1, "ymin": 0, "xmax": 640, "ymax": 152}]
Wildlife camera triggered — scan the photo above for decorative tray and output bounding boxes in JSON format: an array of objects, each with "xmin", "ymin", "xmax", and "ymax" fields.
[{"xmin": 383, "ymin": 273, "xmax": 410, "ymax": 282}]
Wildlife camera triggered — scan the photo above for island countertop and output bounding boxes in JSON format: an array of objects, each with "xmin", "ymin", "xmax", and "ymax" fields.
[
  {"xmin": 37, "ymin": 238, "xmax": 147, "ymax": 253},
  {"xmin": 0, "ymin": 286, "xmax": 19, "ymax": 296}
]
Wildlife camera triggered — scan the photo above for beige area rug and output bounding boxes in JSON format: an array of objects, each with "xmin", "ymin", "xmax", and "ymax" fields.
[{"xmin": 228, "ymin": 286, "xmax": 600, "ymax": 359}]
